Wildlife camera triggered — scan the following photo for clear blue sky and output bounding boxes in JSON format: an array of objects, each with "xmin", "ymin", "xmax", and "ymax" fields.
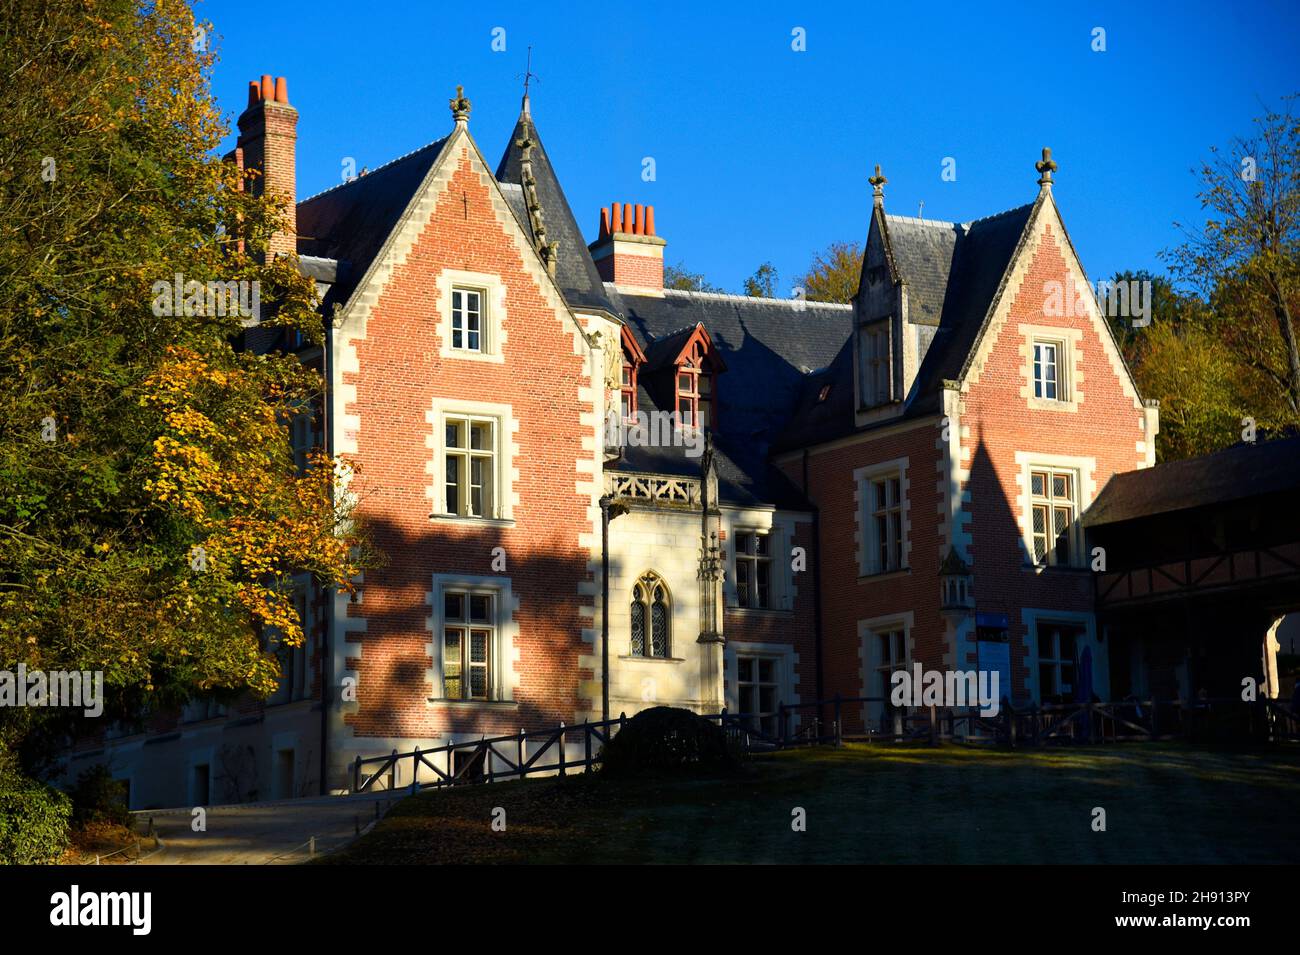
[{"xmin": 204, "ymin": 0, "xmax": 1299, "ymax": 295}]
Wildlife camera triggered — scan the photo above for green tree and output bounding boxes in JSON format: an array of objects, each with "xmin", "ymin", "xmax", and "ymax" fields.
[
  {"xmin": 797, "ymin": 241, "xmax": 863, "ymax": 303},
  {"xmin": 743, "ymin": 262, "xmax": 778, "ymax": 298},
  {"xmin": 663, "ymin": 261, "xmax": 722, "ymax": 292},
  {"xmin": 1164, "ymin": 96, "xmax": 1300, "ymax": 423},
  {"xmin": 0, "ymin": 0, "xmax": 365, "ymax": 774}
]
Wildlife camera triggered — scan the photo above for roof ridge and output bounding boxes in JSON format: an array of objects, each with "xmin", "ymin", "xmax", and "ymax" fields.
[
  {"xmin": 641, "ymin": 286, "xmax": 853, "ymax": 310},
  {"xmin": 959, "ymin": 202, "xmax": 1036, "ymax": 229},
  {"xmin": 885, "ymin": 213, "xmax": 958, "ymax": 228},
  {"xmin": 297, "ymin": 136, "xmax": 449, "ymax": 206}
]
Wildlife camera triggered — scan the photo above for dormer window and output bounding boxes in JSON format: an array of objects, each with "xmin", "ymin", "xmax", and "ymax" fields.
[
  {"xmin": 618, "ymin": 326, "xmax": 646, "ymax": 423},
  {"xmin": 860, "ymin": 319, "xmax": 894, "ymax": 408},
  {"xmin": 676, "ymin": 339, "xmax": 713, "ymax": 429}
]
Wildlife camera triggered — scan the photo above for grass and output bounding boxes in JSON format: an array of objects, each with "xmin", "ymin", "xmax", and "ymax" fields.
[{"xmin": 320, "ymin": 742, "xmax": 1300, "ymax": 864}]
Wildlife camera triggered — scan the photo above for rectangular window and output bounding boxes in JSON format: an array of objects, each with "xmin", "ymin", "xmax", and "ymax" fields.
[
  {"xmin": 444, "ymin": 416, "xmax": 496, "ymax": 518},
  {"xmin": 1037, "ymin": 622, "xmax": 1082, "ymax": 700},
  {"xmin": 443, "ymin": 590, "xmax": 494, "ymax": 700},
  {"xmin": 737, "ymin": 655, "xmax": 779, "ymax": 737},
  {"xmin": 451, "ymin": 288, "xmax": 483, "ymax": 352},
  {"xmin": 870, "ymin": 475, "xmax": 904, "ymax": 573},
  {"xmin": 862, "ymin": 324, "xmax": 892, "ymax": 406},
  {"xmin": 620, "ymin": 361, "xmax": 637, "ymax": 422},
  {"xmin": 1033, "ymin": 341, "xmax": 1061, "ymax": 400},
  {"xmin": 1030, "ymin": 468, "xmax": 1077, "ymax": 566},
  {"xmin": 870, "ymin": 628, "xmax": 907, "ymax": 729},
  {"xmin": 734, "ymin": 531, "xmax": 772, "ymax": 609}
]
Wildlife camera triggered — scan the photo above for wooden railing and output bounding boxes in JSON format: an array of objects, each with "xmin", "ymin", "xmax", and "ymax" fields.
[{"xmin": 352, "ymin": 695, "xmax": 1300, "ymax": 793}]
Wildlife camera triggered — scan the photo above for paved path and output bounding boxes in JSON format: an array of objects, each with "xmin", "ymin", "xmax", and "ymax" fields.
[{"xmin": 134, "ymin": 792, "xmax": 402, "ymax": 865}]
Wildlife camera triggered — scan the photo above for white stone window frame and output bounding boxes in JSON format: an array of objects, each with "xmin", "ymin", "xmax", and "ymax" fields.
[
  {"xmin": 437, "ymin": 269, "xmax": 507, "ymax": 364},
  {"xmin": 1014, "ymin": 452, "xmax": 1096, "ymax": 571},
  {"xmin": 1019, "ymin": 324, "xmax": 1083, "ymax": 413},
  {"xmin": 426, "ymin": 574, "xmax": 519, "ymax": 705},
  {"xmin": 723, "ymin": 510, "xmax": 799, "ymax": 612},
  {"xmin": 426, "ymin": 397, "xmax": 518, "ymax": 525},
  {"xmin": 731, "ymin": 525, "xmax": 778, "ymax": 611},
  {"xmin": 854, "ymin": 457, "xmax": 910, "ymax": 578},
  {"xmin": 724, "ymin": 641, "xmax": 799, "ymax": 731},
  {"xmin": 857, "ymin": 611, "xmax": 915, "ymax": 728},
  {"xmin": 1020, "ymin": 608, "xmax": 1097, "ymax": 704}
]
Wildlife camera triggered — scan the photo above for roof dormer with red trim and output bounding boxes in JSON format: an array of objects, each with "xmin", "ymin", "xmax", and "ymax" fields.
[{"xmin": 641, "ymin": 322, "xmax": 726, "ymax": 431}]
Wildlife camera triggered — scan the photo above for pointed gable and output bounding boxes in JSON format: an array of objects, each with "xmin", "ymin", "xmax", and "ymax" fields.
[
  {"xmin": 296, "ymin": 137, "xmax": 451, "ymax": 309},
  {"xmin": 496, "ymin": 99, "xmax": 615, "ymax": 317}
]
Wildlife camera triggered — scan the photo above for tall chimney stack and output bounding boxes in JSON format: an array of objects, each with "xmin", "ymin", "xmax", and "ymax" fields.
[
  {"xmin": 588, "ymin": 201, "xmax": 667, "ymax": 293},
  {"xmin": 232, "ymin": 74, "xmax": 298, "ymax": 259}
]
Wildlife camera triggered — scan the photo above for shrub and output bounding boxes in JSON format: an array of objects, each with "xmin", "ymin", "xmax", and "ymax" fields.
[
  {"xmin": 69, "ymin": 764, "xmax": 131, "ymax": 828},
  {"xmin": 599, "ymin": 706, "xmax": 738, "ymax": 778},
  {"xmin": 0, "ymin": 765, "xmax": 72, "ymax": 864}
]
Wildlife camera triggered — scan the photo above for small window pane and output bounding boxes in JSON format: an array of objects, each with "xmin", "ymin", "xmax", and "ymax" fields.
[
  {"xmin": 758, "ymin": 658, "xmax": 774, "ymax": 683},
  {"xmin": 446, "ymin": 422, "xmax": 463, "ymax": 448},
  {"xmin": 630, "ymin": 600, "xmax": 645, "ymax": 656},
  {"xmin": 445, "ymin": 592, "xmax": 464, "ymax": 621},
  {"xmin": 469, "ymin": 595, "xmax": 490, "ymax": 623},
  {"xmin": 738, "ymin": 657, "xmax": 754, "ymax": 682},
  {"xmin": 1031, "ymin": 472, "xmax": 1046, "ymax": 496}
]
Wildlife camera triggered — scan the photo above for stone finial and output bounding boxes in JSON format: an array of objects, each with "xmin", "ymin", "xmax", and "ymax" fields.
[
  {"xmin": 449, "ymin": 85, "xmax": 471, "ymax": 124},
  {"xmin": 1035, "ymin": 147, "xmax": 1058, "ymax": 188},
  {"xmin": 868, "ymin": 163, "xmax": 888, "ymax": 206}
]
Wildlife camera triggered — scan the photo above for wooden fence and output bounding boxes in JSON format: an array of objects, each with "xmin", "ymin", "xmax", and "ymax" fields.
[{"xmin": 351, "ymin": 695, "xmax": 1300, "ymax": 793}]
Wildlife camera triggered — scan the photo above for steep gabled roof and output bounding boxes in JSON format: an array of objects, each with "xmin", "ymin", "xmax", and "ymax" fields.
[
  {"xmin": 775, "ymin": 200, "xmax": 1036, "ymax": 451},
  {"xmin": 296, "ymin": 137, "xmax": 451, "ymax": 309},
  {"xmin": 496, "ymin": 99, "xmax": 615, "ymax": 317}
]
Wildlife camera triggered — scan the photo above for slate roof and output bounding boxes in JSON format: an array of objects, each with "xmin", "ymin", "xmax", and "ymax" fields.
[
  {"xmin": 1082, "ymin": 436, "xmax": 1300, "ymax": 527},
  {"xmin": 775, "ymin": 201, "xmax": 1037, "ymax": 451},
  {"xmin": 495, "ymin": 101, "xmax": 616, "ymax": 317},
  {"xmin": 608, "ymin": 287, "xmax": 852, "ymax": 507},
  {"xmin": 296, "ymin": 137, "xmax": 450, "ymax": 311}
]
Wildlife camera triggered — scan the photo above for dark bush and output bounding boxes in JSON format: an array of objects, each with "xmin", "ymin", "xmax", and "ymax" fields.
[
  {"xmin": 0, "ymin": 764, "xmax": 72, "ymax": 864},
  {"xmin": 69, "ymin": 764, "xmax": 131, "ymax": 828},
  {"xmin": 599, "ymin": 706, "xmax": 738, "ymax": 777}
]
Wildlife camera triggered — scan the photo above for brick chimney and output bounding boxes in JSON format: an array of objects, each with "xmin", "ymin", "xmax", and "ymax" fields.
[
  {"xmin": 588, "ymin": 202, "xmax": 666, "ymax": 291},
  {"xmin": 233, "ymin": 74, "xmax": 297, "ymax": 258}
]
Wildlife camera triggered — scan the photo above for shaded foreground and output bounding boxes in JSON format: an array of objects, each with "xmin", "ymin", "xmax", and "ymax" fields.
[{"xmin": 321, "ymin": 743, "xmax": 1300, "ymax": 864}]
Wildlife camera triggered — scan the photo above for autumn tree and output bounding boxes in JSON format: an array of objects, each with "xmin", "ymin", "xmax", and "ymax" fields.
[
  {"xmin": 797, "ymin": 240, "xmax": 863, "ymax": 303},
  {"xmin": 1164, "ymin": 96, "xmax": 1300, "ymax": 428},
  {"xmin": 0, "ymin": 0, "xmax": 365, "ymax": 776}
]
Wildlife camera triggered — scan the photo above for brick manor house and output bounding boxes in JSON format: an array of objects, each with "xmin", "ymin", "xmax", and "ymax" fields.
[{"xmin": 67, "ymin": 75, "xmax": 1292, "ymax": 808}]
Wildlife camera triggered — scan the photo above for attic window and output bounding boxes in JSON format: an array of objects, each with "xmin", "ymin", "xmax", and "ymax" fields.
[
  {"xmin": 621, "ymin": 356, "xmax": 638, "ymax": 422},
  {"xmin": 676, "ymin": 340, "xmax": 713, "ymax": 429}
]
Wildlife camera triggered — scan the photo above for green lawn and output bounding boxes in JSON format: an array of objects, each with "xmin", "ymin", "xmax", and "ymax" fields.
[{"xmin": 321, "ymin": 743, "xmax": 1300, "ymax": 864}]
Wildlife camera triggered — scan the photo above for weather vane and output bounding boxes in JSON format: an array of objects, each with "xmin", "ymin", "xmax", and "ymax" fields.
[{"xmin": 519, "ymin": 46, "xmax": 540, "ymax": 97}]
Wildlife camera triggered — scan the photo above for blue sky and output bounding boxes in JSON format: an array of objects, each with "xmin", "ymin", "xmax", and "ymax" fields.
[{"xmin": 204, "ymin": 0, "xmax": 1299, "ymax": 295}]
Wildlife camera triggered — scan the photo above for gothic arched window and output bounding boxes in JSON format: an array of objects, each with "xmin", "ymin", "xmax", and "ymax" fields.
[{"xmin": 630, "ymin": 572, "xmax": 670, "ymax": 658}]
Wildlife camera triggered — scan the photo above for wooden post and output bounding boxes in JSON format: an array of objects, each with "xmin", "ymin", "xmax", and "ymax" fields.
[
  {"xmin": 308, "ymin": 836, "xmax": 316, "ymax": 858},
  {"xmin": 584, "ymin": 724, "xmax": 593, "ymax": 772},
  {"xmin": 834, "ymin": 694, "xmax": 843, "ymax": 747},
  {"xmin": 388, "ymin": 748, "xmax": 397, "ymax": 790},
  {"xmin": 353, "ymin": 755, "xmax": 361, "ymax": 793},
  {"xmin": 486, "ymin": 738, "xmax": 495, "ymax": 783},
  {"xmin": 558, "ymin": 722, "xmax": 567, "ymax": 777},
  {"xmin": 411, "ymin": 746, "xmax": 421, "ymax": 794},
  {"xmin": 518, "ymin": 729, "xmax": 527, "ymax": 780},
  {"xmin": 779, "ymin": 701, "xmax": 788, "ymax": 747}
]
